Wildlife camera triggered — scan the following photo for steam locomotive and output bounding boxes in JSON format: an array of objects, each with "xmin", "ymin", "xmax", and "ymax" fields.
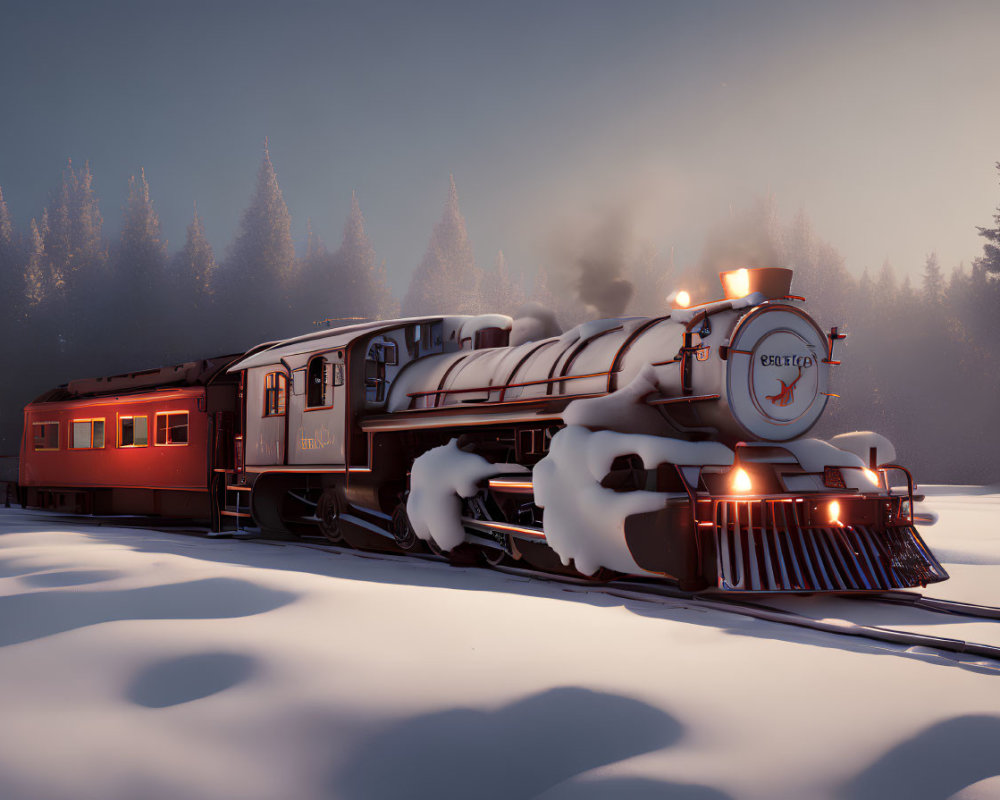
[{"xmin": 19, "ymin": 267, "xmax": 948, "ymax": 593}]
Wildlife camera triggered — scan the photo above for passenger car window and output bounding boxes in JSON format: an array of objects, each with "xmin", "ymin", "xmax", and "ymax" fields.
[
  {"xmin": 119, "ymin": 416, "xmax": 148, "ymax": 447},
  {"xmin": 32, "ymin": 422, "xmax": 60, "ymax": 451},
  {"xmin": 70, "ymin": 419, "xmax": 104, "ymax": 449},
  {"xmin": 155, "ymin": 412, "xmax": 189, "ymax": 445}
]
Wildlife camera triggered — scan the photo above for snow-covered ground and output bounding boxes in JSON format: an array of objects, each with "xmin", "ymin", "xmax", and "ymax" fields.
[{"xmin": 0, "ymin": 489, "xmax": 999, "ymax": 800}]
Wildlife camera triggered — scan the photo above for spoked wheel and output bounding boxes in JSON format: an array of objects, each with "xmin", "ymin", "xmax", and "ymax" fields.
[
  {"xmin": 316, "ymin": 489, "xmax": 346, "ymax": 545},
  {"xmin": 391, "ymin": 504, "xmax": 422, "ymax": 552}
]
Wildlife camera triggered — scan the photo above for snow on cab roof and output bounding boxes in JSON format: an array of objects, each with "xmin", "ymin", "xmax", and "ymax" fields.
[{"xmin": 227, "ymin": 314, "xmax": 472, "ymax": 372}]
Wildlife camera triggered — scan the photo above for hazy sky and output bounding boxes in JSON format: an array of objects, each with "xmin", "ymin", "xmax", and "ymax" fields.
[{"xmin": 1, "ymin": 0, "xmax": 998, "ymax": 294}]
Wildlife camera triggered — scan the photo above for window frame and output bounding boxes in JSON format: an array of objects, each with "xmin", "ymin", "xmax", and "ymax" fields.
[
  {"xmin": 262, "ymin": 371, "xmax": 288, "ymax": 417},
  {"xmin": 69, "ymin": 418, "xmax": 106, "ymax": 450},
  {"xmin": 305, "ymin": 355, "xmax": 332, "ymax": 410},
  {"xmin": 154, "ymin": 411, "xmax": 190, "ymax": 447},
  {"xmin": 118, "ymin": 415, "xmax": 149, "ymax": 448},
  {"xmin": 31, "ymin": 421, "xmax": 60, "ymax": 452}
]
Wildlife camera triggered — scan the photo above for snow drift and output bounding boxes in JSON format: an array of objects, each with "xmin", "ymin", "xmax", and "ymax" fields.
[{"xmin": 407, "ymin": 439, "xmax": 526, "ymax": 551}]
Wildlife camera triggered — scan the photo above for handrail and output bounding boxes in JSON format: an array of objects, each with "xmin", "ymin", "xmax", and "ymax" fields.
[
  {"xmin": 880, "ymin": 463, "xmax": 916, "ymax": 525},
  {"xmin": 408, "ymin": 370, "xmax": 612, "ymax": 406}
]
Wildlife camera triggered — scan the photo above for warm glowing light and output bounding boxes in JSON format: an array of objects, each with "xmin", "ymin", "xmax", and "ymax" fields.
[
  {"xmin": 828, "ymin": 500, "xmax": 841, "ymax": 524},
  {"xmin": 722, "ymin": 268, "xmax": 751, "ymax": 299},
  {"xmin": 675, "ymin": 290, "xmax": 691, "ymax": 308},
  {"xmin": 863, "ymin": 468, "xmax": 880, "ymax": 487},
  {"xmin": 732, "ymin": 468, "xmax": 752, "ymax": 493}
]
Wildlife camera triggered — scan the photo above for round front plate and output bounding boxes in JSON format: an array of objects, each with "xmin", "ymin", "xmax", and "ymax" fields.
[{"xmin": 749, "ymin": 329, "xmax": 821, "ymax": 423}]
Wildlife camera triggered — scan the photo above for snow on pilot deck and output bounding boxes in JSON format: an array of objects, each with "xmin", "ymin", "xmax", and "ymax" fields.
[{"xmin": 0, "ymin": 493, "xmax": 999, "ymax": 800}]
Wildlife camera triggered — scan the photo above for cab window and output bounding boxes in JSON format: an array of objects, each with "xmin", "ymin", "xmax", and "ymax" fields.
[
  {"xmin": 263, "ymin": 372, "xmax": 287, "ymax": 416},
  {"xmin": 306, "ymin": 356, "xmax": 327, "ymax": 408}
]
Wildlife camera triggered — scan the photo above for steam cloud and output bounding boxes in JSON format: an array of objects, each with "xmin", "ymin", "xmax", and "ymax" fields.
[
  {"xmin": 695, "ymin": 200, "xmax": 783, "ymax": 291},
  {"xmin": 574, "ymin": 212, "xmax": 634, "ymax": 318},
  {"xmin": 546, "ymin": 210, "xmax": 637, "ymax": 320}
]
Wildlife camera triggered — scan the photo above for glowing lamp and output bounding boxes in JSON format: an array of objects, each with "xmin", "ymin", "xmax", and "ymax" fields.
[
  {"xmin": 863, "ymin": 468, "xmax": 880, "ymax": 487},
  {"xmin": 732, "ymin": 468, "xmax": 752, "ymax": 493},
  {"xmin": 675, "ymin": 290, "xmax": 691, "ymax": 308},
  {"xmin": 828, "ymin": 500, "xmax": 842, "ymax": 525},
  {"xmin": 721, "ymin": 268, "xmax": 751, "ymax": 299},
  {"xmin": 719, "ymin": 267, "xmax": 794, "ymax": 300}
]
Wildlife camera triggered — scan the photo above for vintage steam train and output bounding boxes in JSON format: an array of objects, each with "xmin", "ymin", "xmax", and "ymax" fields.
[{"xmin": 19, "ymin": 267, "xmax": 949, "ymax": 593}]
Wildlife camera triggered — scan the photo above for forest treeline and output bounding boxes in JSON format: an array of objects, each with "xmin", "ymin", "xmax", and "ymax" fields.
[{"xmin": 0, "ymin": 148, "xmax": 998, "ymax": 483}]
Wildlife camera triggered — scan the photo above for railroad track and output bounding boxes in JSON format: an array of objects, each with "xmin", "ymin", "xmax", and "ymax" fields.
[
  {"xmin": 275, "ymin": 534, "xmax": 1000, "ymax": 669},
  {"xmin": 11, "ymin": 510, "xmax": 1000, "ymax": 668}
]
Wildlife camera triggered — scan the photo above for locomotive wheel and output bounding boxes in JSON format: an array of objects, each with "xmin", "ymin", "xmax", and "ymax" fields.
[
  {"xmin": 426, "ymin": 537, "xmax": 447, "ymax": 557},
  {"xmin": 316, "ymin": 489, "xmax": 345, "ymax": 545},
  {"xmin": 423, "ymin": 537, "xmax": 478, "ymax": 566},
  {"xmin": 391, "ymin": 504, "xmax": 421, "ymax": 551},
  {"xmin": 480, "ymin": 534, "xmax": 515, "ymax": 567}
]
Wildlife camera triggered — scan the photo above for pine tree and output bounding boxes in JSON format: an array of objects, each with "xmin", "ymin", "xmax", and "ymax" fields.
[
  {"xmin": 43, "ymin": 160, "xmax": 105, "ymax": 298},
  {"xmin": 219, "ymin": 140, "xmax": 296, "ymax": 343},
  {"xmin": 333, "ymin": 192, "xmax": 396, "ymax": 321},
  {"xmin": 110, "ymin": 168, "xmax": 168, "ymax": 365},
  {"xmin": 0, "ymin": 186, "xmax": 20, "ymax": 309},
  {"xmin": 480, "ymin": 250, "xmax": 525, "ymax": 315},
  {"xmin": 0, "ymin": 185, "xmax": 13, "ymax": 254},
  {"xmin": 295, "ymin": 219, "xmax": 333, "ymax": 326},
  {"xmin": 402, "ymin": 175, "xmax": 481, "ymax": 315},
  {"xmin": 975, "ymin": 162, "xmax": 1000, "ymax": 275},
  {"xmin": 163, "ymin": 205, "xmax": 218, "ymax": 360},
  {"xmin": 305, "ymin": 219, "xmax": 326, "ymax": 263},
  {"xmin": 922, "ymin": 252, "xmax": 944, "ymax": 304},
  {"xmin": 177, "ymin": 206, "xmax": 216, "ymax": 297},
  {"xmin": 119, "ymin": 168, "xmax": 166, "ymax": 277},
  {"xmin": 876, "ymin": 259, "xmax": 897, "ymax": 299},
  {"xmin": 24, "ymin": 219, "xmax": 47, "ymax": 308}
]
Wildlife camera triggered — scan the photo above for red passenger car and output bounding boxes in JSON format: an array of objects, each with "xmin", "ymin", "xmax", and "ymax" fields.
[{"xmin": 19, "ymin": 356, "xmax": 240, "ymax": 521}]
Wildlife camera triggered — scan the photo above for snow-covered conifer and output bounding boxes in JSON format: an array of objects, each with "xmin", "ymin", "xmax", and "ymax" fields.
[
  {"xmin": 177, "ymin": 206, "xmax": 216, "ymax": 298},
  {"xmin": 402, "ymin": 175, "xmax": 482, "ymax": 315},
  {"xmin": 480, "ymin": 250, "xmax": 524, "ymax": 314},
  {"xmin": 220, "ymin": 140, "xmax": 296, "ymax": 341},
  {"xmin": 24, "ymin": 219, "xmax": 47, "ymax": 307},
  {"xmin": 975, "ymin": 162, "xmax": 1000, "ymax": 275},
  {"xmin": 922, "ymin": 252, "xmax": 944, "ymax": 304}
]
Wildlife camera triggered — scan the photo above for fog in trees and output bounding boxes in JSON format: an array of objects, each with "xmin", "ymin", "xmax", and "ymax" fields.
[
  {"xmin": 112, "ymin": 168, "xmax": 168, "ymax": 367},
  {"xmin": 1, "ymin": 148, "xmax": 999, "ymax": 484}
]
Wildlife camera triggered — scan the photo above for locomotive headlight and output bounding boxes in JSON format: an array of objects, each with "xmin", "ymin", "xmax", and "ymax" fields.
[
  {"xmin": 732, "ymin": 468, "xmax": 752, "ymax": 493},
  {"xmin": 669, "ymin": 290, "xmax": 691, "ymax": 309},
  {"xmin": 828, "ymin": 500, "xmax": 841, "ymax": 524},
  {"xmin": 863, "ymin": 468, "xmax": 881, "ymax": 487}
]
